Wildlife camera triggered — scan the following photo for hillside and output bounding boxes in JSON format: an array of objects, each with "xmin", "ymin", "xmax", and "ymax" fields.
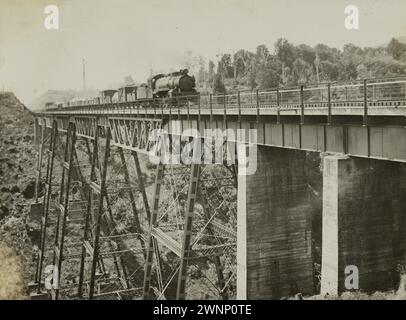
[
  {"xmin": 0, "ymin": 92, "xmax": 37, "ymax": 212},
  {"xmin": 378, "ymin": 35, "xmax": 406, "ymax": 47},
  {"xmin": 0, "ymin": 92, "xmax": 37, "ymax": 298}
]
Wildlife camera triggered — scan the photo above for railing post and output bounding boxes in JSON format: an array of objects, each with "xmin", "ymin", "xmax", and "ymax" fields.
[
  {"xmin": 209, "ymin": 94, "xmax": 213, "ymax": 122},
  {"xmin": 276, "ymin": 87, "xmax": 281, "ymax": 124},
  {"xmin": 187, "ymin": 98, "xmax": 190, "ymax": 121},
  {"xmin": 238, "ymin": 91, "xmax": 241, "ymax": 124},
  {"xmin": 373, "ymin": 83, "xmax": 375, "ymax": 101},
  {"xmin": 177, "ymin": 97, "xmax": 180, "ymax": 119},
  {"xmin": 327, "ymin": 83, "xmax": 332, "ymax": 125},
  {"xmin": 363, "ymin": 79, "xmax": 368, "ymax": 126},
  {"xmin": 223, "ymin": 92, "xmax": 227, "ymax": 124},
  {"xmin": 300, "ymin": 85, "xmax": 304, "ymax": 125},
  {"xmin": 169, "ymin": 99, "xmax": 172, "ymax": 121},
  {"xmin": 198, "ymin": 95, "xmax": 201, "ymax": 122},
  {"xmin": 256, "ymin": 89, "xmax": 260, "ymax": 124},
  {"xmin": 197, "ymin": 95, "xmax": 201, "ymax": 131}
]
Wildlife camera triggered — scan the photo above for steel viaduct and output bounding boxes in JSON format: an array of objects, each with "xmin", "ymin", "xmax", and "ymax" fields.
[{"xmin": 28, "ymin": 78, "xmax": 406, "ymax": 299}]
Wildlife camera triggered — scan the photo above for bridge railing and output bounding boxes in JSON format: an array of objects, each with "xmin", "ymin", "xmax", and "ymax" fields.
[
  {"xmin": 199, "ymin": 78, "xmax": 406, "ymax": 110},
  {"xmin": 39, "ymin": 77, "xmax": 406, "ymax": 113},
  {"xmin": 367, "ymin": 79, "xmax": 406, "ymax": 102}
]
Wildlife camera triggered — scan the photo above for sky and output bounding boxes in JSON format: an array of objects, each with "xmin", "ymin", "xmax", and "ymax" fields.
[{"xmin": 0, "ymin": 0, "xmax": 406, "ymax": 105}]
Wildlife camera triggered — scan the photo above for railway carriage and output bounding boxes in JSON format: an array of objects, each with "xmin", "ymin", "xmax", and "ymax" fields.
[{"xmin": 43, "ymin": 69, "xmax": 200, "ymax": 110}]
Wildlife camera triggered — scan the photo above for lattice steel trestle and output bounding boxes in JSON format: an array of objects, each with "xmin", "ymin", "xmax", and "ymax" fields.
[{"xmin": 28, "ymin": 116, "xmax": 237, "ymax": 300}]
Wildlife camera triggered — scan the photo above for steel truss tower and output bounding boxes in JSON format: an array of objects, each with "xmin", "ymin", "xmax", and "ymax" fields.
[{"xmin": 29, "ymin": 116, "xmax": 237, "ymax": 300}]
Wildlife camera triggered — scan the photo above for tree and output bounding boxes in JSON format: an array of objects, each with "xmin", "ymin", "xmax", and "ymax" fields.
[
  {"xmin": 217, "ymin": 54, "xmax": 234, "ymax": 79},
  {"xmin": 274, "ymin": 38, "xmax": 295, "ymax": 68},
  {"xmin": 342, "ymin": 43, "xmax": 364, "ymax": 67},
  {"xmin": 196, "ymin": 36, "xmax": 406, "ymax": 92},
  {"xmin": 356, "ymin": 63, "xmax": 369, "ymax": 79},
  {"xmin": 314, "ymin": 43, "xmax": 340, "ymax": 62},
  {"xmin": 314, "ymin": 53, "xmax": 320, "ymax": 83},
  {"xmin": 233, "ymin": 49, "xmax": 254, "ymax": 81},
  {"xmin": 281, "ymin": 65, "xmax": 293, "ymax": 86},
  {"xmin": 255, "ymin": 45, "xmax": 270, "ymax": 64},
  {"xmin": 196, "ymin": 56, "xmax": 207, "ymax": 88},
  {"xmin": 246, "ymin": 60, "xmax": 257, "ymax": 89},
  {"xmin": 367, "ymin": 56, "xmax": 406, "ymax": 78},
  {"xmin": 256, "ymin": 56, "xmax": 282, "ymax": 89},
  {"xmin": 292, "ymin": 58, "xmax": 314, "ymax": 85},
  {"xmin": 319, "ymin": 60, "xmax": 339, "ymax": 81},
  {"xmin": 387, "ymin": 38, "xmax": 406, "ymax": 60},
  {"xmin": 297, "ymin": 44, "xmax": 316, "ymax": 66},
  {"xmin": 206, "ymin": 60, "xmax": 216, "ymax": 88},
  {"xmin": 337, "ymin": 58, "xmax": 357, "ymax": 81},
  {"xmin": 213, "ymin": 74, "xmax": 226, "ymax": 93}
]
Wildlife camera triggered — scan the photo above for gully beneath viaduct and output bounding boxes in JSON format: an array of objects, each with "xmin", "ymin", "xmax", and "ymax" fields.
[{"xmin": 31, "ymin": 78, "xmax": 406, "ymax": 299}]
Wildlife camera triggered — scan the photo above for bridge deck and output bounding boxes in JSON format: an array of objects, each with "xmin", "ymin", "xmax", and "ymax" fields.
[
  {"xmin": 39, "ymin": 103, "xmax": 406, "ymax": 117},
  {"xmin": 33, "ymin": 77, "xmax": 406, "ymax": 164},
  {"xmin": 36, "ymin": 77, "xmax": 406, "ymax": 118}
]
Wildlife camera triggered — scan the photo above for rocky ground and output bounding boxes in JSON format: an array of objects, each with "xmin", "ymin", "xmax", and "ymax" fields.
[
  {"xmin": 0, "ymin": 92, "xmax": 37, "ymax": 299},
  {"xmin": 0, "ymin": 243, "xmax": 26, "ymax": 299}
]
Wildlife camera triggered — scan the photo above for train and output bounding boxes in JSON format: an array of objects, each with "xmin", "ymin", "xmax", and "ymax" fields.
[
  {"xmin": 45, "ymin": 69, "xmax": 198, "ymax": 110},
  {"xmin": 149, "ymin": 69, "xmax": 197, "ymax": 98}
]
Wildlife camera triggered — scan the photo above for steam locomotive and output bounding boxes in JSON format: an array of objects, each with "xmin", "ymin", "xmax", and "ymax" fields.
[
  {"xmin": 46, "ymin": 69, "xmax": 198, "ymax": 110},
  {"xmin": 149, "ymin": 69, "xmax": 197, "ymax": 98}
]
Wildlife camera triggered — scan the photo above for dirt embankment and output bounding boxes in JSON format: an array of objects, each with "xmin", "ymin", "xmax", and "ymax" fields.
[
  {"xmin": 0, "ymin": 243, "xmax": 26, "ymax": 299},
  {"xmin": 0, "ymin": 92, "xmax": 38, "ymax": 299}
]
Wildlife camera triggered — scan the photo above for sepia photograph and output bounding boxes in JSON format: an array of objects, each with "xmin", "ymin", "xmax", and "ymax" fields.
[{"xmin": 1, "ymin": 0, "xmax": 406, "ymax": 308}]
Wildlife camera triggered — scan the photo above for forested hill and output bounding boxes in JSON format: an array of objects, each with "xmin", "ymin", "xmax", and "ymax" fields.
[{"xmin": 192, "ymin": 37, "xmax": 406, "ymax": 93}]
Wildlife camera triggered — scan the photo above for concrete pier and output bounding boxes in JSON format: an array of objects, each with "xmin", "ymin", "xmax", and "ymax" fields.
[
  {"xmin": 237, "ymin": 146, "xmax": 314, "ymax": 299},
  {"xmin": 321, "ymin": 155, "xmax": 406, "ymax": 295}
]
